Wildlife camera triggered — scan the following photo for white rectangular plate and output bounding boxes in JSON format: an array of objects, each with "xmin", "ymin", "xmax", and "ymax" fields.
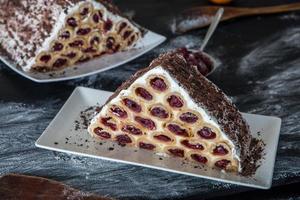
[
  {"xmin": 36, "ymin": 87, "xmax": 281, "ymax": 189},
  {"xmin": 0, "ymin": 31, "xmax": 165, "ymax": 83}
]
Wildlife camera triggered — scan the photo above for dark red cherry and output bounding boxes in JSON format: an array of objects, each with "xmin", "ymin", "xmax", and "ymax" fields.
[
  {"xmin": 83, "ymin": 47, "xmax": 97, "ymax": 53},
  {"xmin": 118, "ymin": 22, "xmax": 127, "ymax": 33},
  {"xmin": 134, "ymin": 116, "xmax": 156, "ymax": 130},
  {"xmin": 122, "ymin": 98, "xmax": 141, "ymax": 113},
  {"xmin": 40, "ymin": 55, "xmax": 51, "ymax": 63},
  {"xmin": 76, "ymin": 28, "xmax": 91, "ymax": 35},
  {"xmin": 116, "ymin": 134, "xmax": 132, "ymax": 146},
  {"xmin": 123, "ymin": 30, "xmax": 132, "ymax": 39},
  {"xmin": 92, "ymin": 13, "xmax": 100, "ymax": 23},
  {"xmin": 181, "ymin": 140, "xmax": 204, "ymax": 150},
  {"xmin": 139, "ymin": 142, "xmax": 155, "ymax": 150},
  {"xmin": 127, "ymin": 34, "xmax": 136, "ymax": 46},
  {"xmin": 215, "ymin": 159, "xmax": 231, "ymax": 169},
  {"xmin": 100, "ymin": 117, "xmax": 117, "ymax": 131},
  {"xmin": 168, "ymin": 148, "xmax": 184, "ymax": 157},
  {"xmin": 179, "ymin": 112, "xmax": 198, "ymax": 123},
  {"xmin": 213, "ymin": 145, "xmax": 229, "ymax": 155},
  {"xmin": 93, "ymin": 127, "xmax": 111, "ymax": 139},
  {"xmin": 153, "ymin": 134, "xmax": 172, "ymax": 142},
  {"xmin": 80, "ymin": 7, "xmax": 89, "ymax": 16},
  {"xmin": 176, "ymin": 47, "xmax": 189, "ymax": 57},
  {"xmin": 167, "ymin": 124, "xmax": 189, "ymax": 137},
  {"xmin": 69, "ymin": 40, "xmax": 84, "ymax": 48},
  {"xmin": 106, "ymin": 37, "xmax": 115, "ymax": 49},
  {"xmin": 150, "ymin": 77, "xmax": 167, "ymax": 91},
  {"xmin": 104, "ymin": 19, "xmax": 113, "ymax": 31},
  {"xmin": 175, "ymin": 47, "xmax": 213, "ymax": 76},
  {"xmin": 67, "ymin": 17, "xmax": 77, "ymax": 27},
  {"xmin": 122, "ymin": 125, "xmax": 142, "ymax": 135},
  {"xmin": 135, "ymin": 87, "xmax": 153, "ymax": 100},
  {"xmin": 52, "ymin": 58, "xmax": 67, "ymax": 68},
  {"xmin": 110, "ymin": 105, "xmax": 127, "ymax": 118},
  {"xmin": 97, "ymin": 10, "xmax": 103, "ymax": 19},
  {"xmin": 197, "ymin": 127, "xmax": 216, "ymax": 139},
  {"xmin": 150, "ymin": 107, "xmax": 169, "ymax": 119},
  {"xmin": 167, "ymin": 95, "xmax": 184, "ymax": 108},
  {"xmin": 90, "ymin": 36, "xmax": 100, "ymax": 46},
  {"xmin": 59, "ymin": 30, "xmax": 71, "ymax": 39},
  {"xmin": 52, "ymin": 42, "xmax": 64, "ymax": 51},
  {"xmin": 191, "ymin": 154, "xmax": 207, "ymax": 164}
]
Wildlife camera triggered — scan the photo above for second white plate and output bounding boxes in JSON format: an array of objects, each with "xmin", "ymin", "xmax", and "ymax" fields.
[
  {"xmin": 0, "ymin": 31, "xmax": 166, "ymax": 83},
  {"xmin": 35, "ymin": 87, "xmax": 281, "ymax": 189}
]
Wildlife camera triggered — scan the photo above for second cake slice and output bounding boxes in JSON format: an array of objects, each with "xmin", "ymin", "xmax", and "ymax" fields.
[{"xmin": 0, "ymin": 0, "xmax": 142, "ymax": 72}]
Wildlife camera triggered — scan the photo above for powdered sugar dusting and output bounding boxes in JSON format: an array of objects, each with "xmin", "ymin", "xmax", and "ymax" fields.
[
  {"xmin": 238, "ymin": 27, "xmax": 300, "ymax": 76},
  {"xmin": 236, "ymin": 26, "xmax": 300, "ymax": 182}
]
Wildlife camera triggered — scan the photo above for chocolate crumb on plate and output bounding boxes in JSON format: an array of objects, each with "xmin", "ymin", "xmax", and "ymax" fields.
[
  {"xmin": 73, "ymin": 105, "xmax": 101, "ymax": 130},
  {"xmin": 108, "ymin": 147, "xmax": 114, "ymax": 151}
]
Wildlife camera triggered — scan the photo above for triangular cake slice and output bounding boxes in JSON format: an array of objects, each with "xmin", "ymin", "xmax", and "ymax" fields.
[
  {"xmin": 88, "ymin": 52, "xmax": 257, "ymax": 175},
  {"xmin": 0, "ymin": 0, "xmax": 142, "ymax": 72}
]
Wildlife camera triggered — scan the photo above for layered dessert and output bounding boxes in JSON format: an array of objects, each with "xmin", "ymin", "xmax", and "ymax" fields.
[
  {"xmin": 0, "ymin": 0, "xmax": 142, "ymax": 72},
  {"xmin": 88, "ymin": 52, "xmax": 263, "ymax": 175}
]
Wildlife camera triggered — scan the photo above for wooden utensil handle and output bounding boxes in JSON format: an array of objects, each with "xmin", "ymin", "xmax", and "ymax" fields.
[{"xmin": 244, "ymin": 3, "xmax": 300, "ymax": 15}]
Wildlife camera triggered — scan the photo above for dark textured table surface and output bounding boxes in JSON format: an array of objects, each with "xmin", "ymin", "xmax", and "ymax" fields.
[{"xmin": 0, "ymin": 0, "xmax": 300, "ymax": 199}]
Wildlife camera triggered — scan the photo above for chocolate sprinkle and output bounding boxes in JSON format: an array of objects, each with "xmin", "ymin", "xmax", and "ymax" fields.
[
  {"xmin": 74, "ymin": 106, "xmax": 101, "ymax": 130},
  {"xmin": 108, "ymin": 147, "xmax": 114, "ymax": 151}
]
